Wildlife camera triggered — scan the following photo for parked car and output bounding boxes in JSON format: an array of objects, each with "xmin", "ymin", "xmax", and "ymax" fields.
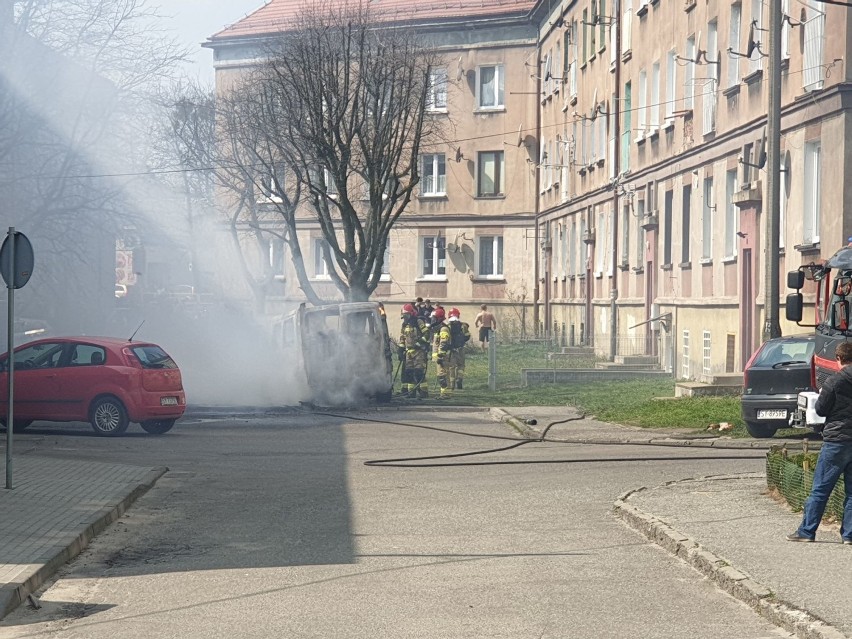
[
  {"xmin": 0, "ymin": 336, "xmax": 186, "ymax": 436},
  {"xmin": 741, "ymin": 334, "xmax": 815, "ymax": 438}
]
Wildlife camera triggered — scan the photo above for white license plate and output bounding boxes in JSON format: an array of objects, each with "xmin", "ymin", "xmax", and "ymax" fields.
[
  {"xmin": 757, "ymin": 409, "xmax": 787, "ymax": 419},
  {"xmin": 160, "ymin": 397, "xmax": 178, "ymax": 406}
]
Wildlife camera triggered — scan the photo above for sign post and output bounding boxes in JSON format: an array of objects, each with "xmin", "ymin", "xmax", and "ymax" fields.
[{"xmin": 1, "ymin": 228, "xmax": 34, "ymax": 489}]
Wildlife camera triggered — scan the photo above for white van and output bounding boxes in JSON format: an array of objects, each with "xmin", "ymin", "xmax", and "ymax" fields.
[{"xmin": 273, "ymin": 302, "xmax": 394, "ymax": 406}]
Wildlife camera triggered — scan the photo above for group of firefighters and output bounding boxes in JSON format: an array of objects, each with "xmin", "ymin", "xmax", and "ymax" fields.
[{"xmin": 396, "ymin": 298, "xmax": 471, "ymax": 400}]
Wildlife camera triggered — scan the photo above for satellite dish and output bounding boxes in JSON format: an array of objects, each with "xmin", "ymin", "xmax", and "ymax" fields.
[
  {"xmin": 695, "ymin": 31, "xmax": 702, "ymax": 63},
  {"xmin": 517, "ymin": 123, "xmax": 524, "ymax": 147},
  {"xmin": 446, "ymin": 242, "xmax": 458, "ymax": 253},
  {"xmin": 756, "ymin": 127, "xmax": 767, "ymax": 169},
  {"xmin": 746, "ymin": 20, "xmax": 757, "ymax": 58},
  {"xmin": 455, "ymin": 147, "xmax": 464, "ymax": 163},
  {"xmin": 591, "ymin": 88, "xmax": 598, "ymax": 118},
  {"xmin": 783, "ymin": 150, "xmax": 792, "ymax": 197}
]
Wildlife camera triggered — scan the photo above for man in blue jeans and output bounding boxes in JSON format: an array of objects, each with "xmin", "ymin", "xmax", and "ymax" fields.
[{"xmin": 787, "ymin": 341, "xmax": 852, "ymax": 544}]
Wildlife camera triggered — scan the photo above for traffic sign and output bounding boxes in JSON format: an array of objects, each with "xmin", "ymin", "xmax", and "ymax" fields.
[{"xmin": 0, "ymin": 231, "xmax": 34, "ymax": 289}]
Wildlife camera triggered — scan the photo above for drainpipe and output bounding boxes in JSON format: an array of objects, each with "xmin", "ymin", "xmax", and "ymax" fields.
[{"xmin": 609, "ymin": 3, "xmax": 622, "ymax": 361}]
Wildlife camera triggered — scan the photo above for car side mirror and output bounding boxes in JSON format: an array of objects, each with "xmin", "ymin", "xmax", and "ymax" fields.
[
  {"xmin": 787, "ymin": 270, "xmax": 805, "ymax": 290},
  {"xmin": 786, "ymin": 293, "xmax": 803, "ymax": 323}
]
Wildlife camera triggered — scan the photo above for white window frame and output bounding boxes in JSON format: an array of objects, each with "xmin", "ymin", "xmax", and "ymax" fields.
[
  {"xmin": 427, "ymin": 68, "xmax": 448, "ymax": 111},
  {"xmin": 269, "ymin": 237, "xmax": 286, "ymax": 281},
  {"xmin": 650, "ymin": 61, "xmax": 660, "ymax": 133},
  {"xmin": 421, "ymin": 235, "xmax": 447, "ymax": 279},
  {"xmin": 478, "ymin": 235, "xmax": 504, "ymax": 278},
  {"xmin": 750, "ymin": 0, "xmax": 764, "ymax": 73},
  {"xmin": 682, "ymin": 329, "xmax": 691, "ymax": 379},
  {"xmin": 725, "ymin": 169, "xmax": 739, "ymax": 258},
  {"xmin": 702, "ymin": 330, "xmax": 712, "ymax": 376},
  {"xmin": 728, "ymin": 3, "xmax": 741, "ymax": 88},
  {"xmin": 623, "ymin": 0, "xmax": 633, "ymax": 53},
  {"xmin": 314, "ymin": 239, "xmax": 331, "ymax": 280},
  {"xmin": 476, "ymin": 64, "xmax": 505, "ymax": 109},
  {"xmin": 803, "ymin": 141, "xmax": 821, "ymax": 244},
  {"xmin": 665, "ymin": 50, "xmax": 676, "ymax": 122},
  {"xmin": 802, "ymin": 6, "xmax": 825, "ymax": 92},
  {"xmin": 684, "ymin": 36, "xmax": 695, "ymax": 109},
  {"xmin": 595, "ymin": 208, "xmax": 605, "ymax": 276},
  {"xmin": 637, "ymin": 68, "xmax": 647, "ymax": 140},
  {"xmin": 421, "ymin": 153, "xmax": 447, "ymax": 196},
  {"xmin": 380, "ymin": 237, "xmax": 391, "ymax": 280},
  {"xmin": 477, "ymin": 151, "xmax": 505, "ymax": 197},
  {"xmin": 702, "ymin": 177, "xmax": 714, "ymax": 261}
]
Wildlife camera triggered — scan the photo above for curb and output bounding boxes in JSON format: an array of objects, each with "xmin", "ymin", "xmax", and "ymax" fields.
[
  {"xmin": 613, "ymin": 476, "xmax": 848, "ymax": 639},
  {"xmin": 0, "ymin": 466, "xmax": 168, "ymax": 621}
]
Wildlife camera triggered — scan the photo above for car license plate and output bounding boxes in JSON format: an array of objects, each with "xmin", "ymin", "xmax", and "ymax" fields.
[
  {"xmin": 757, "ymin": 409, "xmax": 787, "ymax": 420},
  {"xmin": 160, "ymin": 397, "xmax": 178, "ymax": 406}
]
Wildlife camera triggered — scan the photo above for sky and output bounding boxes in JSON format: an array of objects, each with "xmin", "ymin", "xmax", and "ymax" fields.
[{"xmin": 168, "ymin": 0, "xmax": 268, "ymax": 83}]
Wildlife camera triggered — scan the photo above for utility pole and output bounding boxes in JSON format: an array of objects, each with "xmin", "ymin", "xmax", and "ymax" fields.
[{"xmin": 763, "ymin": 0, "xmax": 782, "ymax": 341}]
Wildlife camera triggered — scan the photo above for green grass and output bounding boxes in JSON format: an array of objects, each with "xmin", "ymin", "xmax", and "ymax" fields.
[{"xmin": 394, "ymin": 343, "xmax": 768, "ymax": 438}]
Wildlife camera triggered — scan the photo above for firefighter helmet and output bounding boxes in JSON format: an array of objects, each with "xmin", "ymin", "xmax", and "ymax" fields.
[
  {"xmin": 402, "ymin": 303, "xmax": 417, "ymax": 316},
  {"xmin": 448, "ymin": 308, "xmax": 461, "ymax": 318},
  {"xmin": 432, "ymin": 307, "xmax": 445, "ymax": 322}
]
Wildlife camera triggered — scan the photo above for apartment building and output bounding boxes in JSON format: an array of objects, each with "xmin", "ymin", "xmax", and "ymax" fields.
[
  {"xmin": 208, "ymin": 0, "xmax": 848, "ymax": 377},
  {"xmin": 206, "ymin": 0, "xmax": 543, "ymax": 332},
  {"xmin": 537, "ymin": 0, "xmax": 848, "ymax": 377}
]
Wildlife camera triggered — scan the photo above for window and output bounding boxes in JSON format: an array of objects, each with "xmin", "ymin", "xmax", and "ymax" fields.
[
  {"xmin": 803, "ymin": 6, "xmax": 825, "ymax": 91},
  {"xmin": 682, "ymin": 184, "xmax": 692, "ymax": 263},
  {"xmin": 702, "ymin": 177, "xmax": 714, "ymax": 260},
  {"xmin": 637, "ymin": 68, "xmax": 647, "ymax": 139},
  {"xmin": 314, "ymin": 239, "xmax": 330, "ymax": 279},
  {"xmin": 750, "ymin": 0, "xmax": 763, "ymax": 73},
  {"xmin": 608, "ymin": 94, "xmax": 616, "ymax": 178},
  {"xmin": 569, "ymin": 21, "xmax": 579, "ymax": 96},
  {"xmin": 269, "ymin": 237, "xmax": 286, "ymax": 281},
  {"xmin": 324, "ymin": 168, "xmax": 338, "ymax": 196},
  {"xmin": 422, "ymin": 235, "xmax": 446, "ymax": 277},
  {"xmin": 725, "ymin": 169, "xmax": 739, "ymax": 258},
  {"xmin": 622, "ymin": 81, "xmax": 631, "ymax": 170},
  {"xmin": 477, "ymin": 151, "xmax": 505, "ymax": 197},
  {"xmin": 421, "ymin": 154, "xmax": 446, "ymax": 196},
  {"xmin": 682, "ymin": 330, "xmax": 691, "ymax": 379},
  {"xmin": 663, "ymin": 190, "xmax": 673, "ymax": 265},
  {"xmin": 622, "ymin": 0, "xmax": 633, "ymax": 53},
  {"xmin": 476, "ymin": 65, "xmax": 505, "ymax": 108},
  {"xmin": 621, "ymin": 204, "xmax": 630, "ymax": 266},
  {"xmin": 570, "ymin": 219, "xmax": 578, "ymax": 275},
  {"xmin": 478, "ymin": 235, "xmax": 504, "ymax": 277},
  {"xmin": 599, "ymin": 0, "xmax": 607, "ymax": 49},
  {"xmin": 591, "ymin": 0, "xmax": 597, "ymax": 53},
  {"xmin": 803, "ymin": 141, "xmax": 821, "ymax": 244},
  {"xmin": 70, "ymin": 344, "xmax": 107, "ymax": 367},
  {"xmin": 650, "ymin": 61, "xmax": 660, "ymax": 132},
  {"xmin": 703, "ymin": 20, "xmax": 718, "ymax": 135},
  {"xmin": 427, "ymin": 68, "xmax": 448, "ymax": 110},
  {"xmin": 781, "ymin": 0, "xmax": 791, "ymax": 60},
  {"xmin": 605, "ymin": 207, "xmax": 613, "ymax": 275},
  {"xmin": 381, "ymin": 237, "xmax": 391, "ymax": 278},
  {"xmin": 560, "ymin": 224, "xmax": 568, "ymax": 277},
  {"xmin": 636, "ymin": 199, "xmax": 646, "ymax": 264},
  {"xmin": 728, "ymin": 4, "xmax": 741, "ymax": 87},
  {"xmin": 703, "ymin": 330, "xmax": 712, "ymax": 376},
  {"xmin": 582, "ymin": 9, "xmax": 588, "ymax": 62},
  {"xmin": 665, "ymin": 50, "xmax": 676, "ymax": 121},
  {"xmin": 595, "ymin": 208, "xmax": 605, "ymax": 274},
  {"xmin": 684, "ymin": 36, "xmax": 695, "ymax": 109}
]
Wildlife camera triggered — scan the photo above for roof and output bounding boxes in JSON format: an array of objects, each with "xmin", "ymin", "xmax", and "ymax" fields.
[{"xmin": 210, "ymin": 0, "xmax": 538, "ymax": 40}]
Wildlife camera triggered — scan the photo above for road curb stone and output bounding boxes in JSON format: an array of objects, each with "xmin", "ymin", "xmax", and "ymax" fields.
[{"xmin": 614, "ymin": 478, "xmax": 847, "ymax": 639}]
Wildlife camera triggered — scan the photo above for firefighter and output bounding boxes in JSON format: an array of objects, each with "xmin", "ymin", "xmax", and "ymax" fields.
[
  {"xmin": 398, "ymin": 303, "xmax": 430, "ymax": 398},
  {"xmin": 431, "ymin": 307, "xmax": 453, "ymax": 399},
  {"xmin": 447, "ymin": 308, "xmax": 471, "ymax": 389}
]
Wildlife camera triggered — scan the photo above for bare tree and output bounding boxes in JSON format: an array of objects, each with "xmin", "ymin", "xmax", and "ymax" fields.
[{"xmin": 217, "ymin": 0, "xmax": 445, "ymax": 303}]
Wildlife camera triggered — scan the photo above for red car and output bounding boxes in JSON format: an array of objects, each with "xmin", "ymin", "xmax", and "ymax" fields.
[{"xmin": 0, "ymin": 337, "xmax": 186, "ymax": 436}]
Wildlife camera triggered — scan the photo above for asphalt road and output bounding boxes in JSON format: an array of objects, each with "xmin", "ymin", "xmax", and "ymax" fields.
[{"xmin": 0, "ymin": 408, "xmax": 792, "ymax": 638}]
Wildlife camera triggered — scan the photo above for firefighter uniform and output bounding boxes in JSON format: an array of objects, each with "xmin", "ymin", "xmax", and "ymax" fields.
[
  {"xmin": 399, "ymin": 305, "xmax": 430, "ymax": 398},
  {"xmin": 431, "ymin": 310, "xmax": 453, "ymax": 399},
  {"xmin": 447, "ymin": 309, "xmax": 471, "ymax": 390}
]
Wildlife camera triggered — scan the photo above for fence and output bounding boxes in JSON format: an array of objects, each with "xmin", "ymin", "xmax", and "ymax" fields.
[{"xmin": 766, "ymin": 444, "xmax": 846, "ymax": 520}]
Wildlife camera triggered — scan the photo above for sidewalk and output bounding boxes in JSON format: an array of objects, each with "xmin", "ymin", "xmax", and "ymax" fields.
[
  {"xmin": 0, "ymin": 456, "xmax": 166, "ymax": 620},
  {"xmin": 493, "ymin": 407, "xmax": 850, "ymax": 639}
]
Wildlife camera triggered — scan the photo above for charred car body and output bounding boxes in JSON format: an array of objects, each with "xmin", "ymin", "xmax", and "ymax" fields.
[{"xmin": 273, "ymin": 302, "xmax": 393, "ymax": 406}]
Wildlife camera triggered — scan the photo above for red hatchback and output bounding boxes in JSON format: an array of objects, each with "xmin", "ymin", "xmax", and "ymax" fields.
[{"xmin": 0, "ymin": 337, "xmax": 186, "ymax": 436}]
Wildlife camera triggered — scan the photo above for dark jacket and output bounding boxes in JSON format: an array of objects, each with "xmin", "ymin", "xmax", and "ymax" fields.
[{"xmin": 814, "ymin": 366, "xmax": 852, "ymax": 442}]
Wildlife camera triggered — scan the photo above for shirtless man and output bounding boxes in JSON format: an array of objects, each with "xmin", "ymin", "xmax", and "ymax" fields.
[{"xmin": 474, "ymin": 304, "xmax": 496, "ymax": 351}]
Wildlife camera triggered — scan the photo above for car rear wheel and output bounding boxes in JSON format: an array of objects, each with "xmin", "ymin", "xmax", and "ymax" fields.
[
  {"xmin": 90, "ymin": 397, "xmax": 129, "ymax": 436},
  {"xmin": 140, "ymin": 419, "xmax": 176, "ymax": 435},
  {"xmin": 745, "ymin": 421, "xmax": 777, "ymax": 438}
]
